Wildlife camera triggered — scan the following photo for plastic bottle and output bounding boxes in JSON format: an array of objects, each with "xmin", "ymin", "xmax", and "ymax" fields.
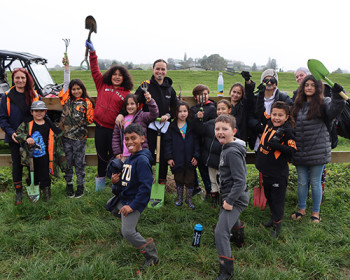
[
  {"xmin": 192, "ymin": 223, "xmax": 203, "ymax": 247},
  {"xmin": 217, "ymin": 72, "xmax": 224, "ymax": 97}
]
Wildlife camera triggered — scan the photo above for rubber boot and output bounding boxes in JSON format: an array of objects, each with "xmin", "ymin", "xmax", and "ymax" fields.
[
  {"xmin": 230, "ymin": 221, "xmax": 245, "ymax": 248},
  {"xmin": 66, "ymin": 183, "xmax": 74, "ymax": 198},
  {"xmin": 138, "ymin": 238, "xmax": 159, "ymax": 268},
  {"xmin": 175, "ymin": 185, "xmax": 184, "ymax": 206},
  {"xmin": 95, "ymin": 177, "xmax": 105, "ymax": 192},
  {"xmin": 14, "ymin": 182, "xmax": 23, "ymax": 206},
  {"xmin": 216, "ymin": 256, "xmax": 234, "ymax": 280},
  {"xmin": 43, "ymin": 186, "xmax": 51, "ymax": 202},
  {"xmin": 75, "ymin": 184, "xmax": 85, "ymax": 198},
  {"xmin": 211, "ymin": 192, "xmax": 219, "ymax": 208},
  {"xmin": 260, "ymin": 219, "xmax": 274, "ymax": 228},
  {"xmin": 271, "ymin": 221, "xmax": 282, "ymax": 239},
  {"xmin": 185, "ymin": 187, "xmax": 195, "ymax": 209}
]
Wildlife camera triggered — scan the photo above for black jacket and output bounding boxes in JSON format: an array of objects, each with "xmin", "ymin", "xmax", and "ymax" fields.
[
  {"xmin": 164, "ymin": 120, "xmax": 200, "ymax": 174},
  {"xmin": 189, "ymin": 99, "xmax": 217, "ymax": 122},
  {"xmin": 231, "ymin": 100, "xmax": 249, "ymax": 142}
]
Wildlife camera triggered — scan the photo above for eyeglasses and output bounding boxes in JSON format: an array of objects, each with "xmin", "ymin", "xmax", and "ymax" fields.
[{"xmin": 263, "ymin": 77, "xmax": 277, "ymax": 84}]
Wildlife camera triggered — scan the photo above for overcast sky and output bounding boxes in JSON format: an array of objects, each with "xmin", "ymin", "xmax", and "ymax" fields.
[{"xmin": 2, "ymin": 0, "xmax": 349, "ymax": 72}]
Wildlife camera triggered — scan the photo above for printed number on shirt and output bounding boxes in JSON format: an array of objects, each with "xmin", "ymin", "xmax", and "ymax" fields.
[{"xmin": 121, "ymin": 164, "xmax": 132, "ymax": 182}]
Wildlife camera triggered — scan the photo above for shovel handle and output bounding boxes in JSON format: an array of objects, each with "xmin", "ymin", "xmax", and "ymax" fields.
[{"xmin": 323, "ymin": 76, "xmax": 349, "ymax": 100}]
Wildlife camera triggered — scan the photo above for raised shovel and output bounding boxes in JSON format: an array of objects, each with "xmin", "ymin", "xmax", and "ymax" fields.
[
  {"xmin": 308, "ymin": 59, "xmax": 349, "ymax": 100},
  {"xmin": 80, "ymin": 15, "xmax": 97, "ymax": 70}
]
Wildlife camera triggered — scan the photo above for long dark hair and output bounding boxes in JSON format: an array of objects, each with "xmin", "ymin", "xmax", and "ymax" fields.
[
  {"xmin": 12, "ymin": 68, "xmax": 36, "ymax": 106},
  {"xmin": 271, "ymin": 101, "xmax": 295, "ymax": 127},
  {"xmin": 174, "ymin": 101, "xmax": 191, "ymax": 122},
  {"xmin": 123, "ymin": 94, "xmax": 139, "ymax": 113},
  {"xmin": 292, "ymin": 75, "xmax": 324, "ymax": 120},
  {"xmin": 229, "ymin": 82, "xmax": 245, "ymax": 99},
  {"xmin": 68, "ymin": 79, "xmax": 94, "ymax": 106},
  {"xmin": 102, "ymin": 65, "xmax": 133, "ymax": 91}
]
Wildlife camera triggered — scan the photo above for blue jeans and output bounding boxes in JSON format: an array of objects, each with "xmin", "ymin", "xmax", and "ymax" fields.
[{"xmin": 295, "ymin": 165, "xmax": 324, "ymax": 213}]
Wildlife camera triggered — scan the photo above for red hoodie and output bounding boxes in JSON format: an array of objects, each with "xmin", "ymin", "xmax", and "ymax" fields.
[{"xmin": 89, "ymin": 51, "xmax": 130, "ymax": 129}]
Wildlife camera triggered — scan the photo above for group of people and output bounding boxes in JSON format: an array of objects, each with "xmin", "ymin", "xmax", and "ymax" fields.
[{"xmin": 0, "ymin": 39, "xmax": 346, "ymax": 279}]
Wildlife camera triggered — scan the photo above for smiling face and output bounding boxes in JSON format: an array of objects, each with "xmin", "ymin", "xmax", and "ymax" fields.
[
  {"xmin": 217, "ymin": 102, "xmax": 231, "ymax": 116},
  {"xmin": 295, "ymin": 70, "xmax": 307, "ymax": 85},
  {"xmin": 124, "ymin": 132, "xmax": 144, "ymax": 155},
  {"xmin": 230, "ymin": 86, "xmax": 243, "ymax": 105},
  {"xmin": 270, "ymin": 107, "xmax": 289, "ymax": 128},
  {"xmin": 111, "ymin": 70, "xmax": 124, "ymax": 87},
  {"xmin": 71, "ymin": 84, "xmax": 83, "ymax": 99},
  {"xmin": 177, "ymin": 105, "xmax": 188, "ymax": 122},
  {"xmin": 263, "ymin": 76, "xmax": 277, "ymax": 91},
  {"xmin": 195, "ymin": 90, "xmax": 209, "ymax": 104},
  {"xmin": 13, "ymin": 71, "xmax": 27, "ymax": 91},
  {"xmin": 31, "ymin": 109, "xmax": 46, "ymax": 122},
  {"xmin": 215, "ymin": 121, "xmax": 236, "ymax": 145},
  {"xmin": 153, "ymin": 62, "xmax": 167, "ymax": 84},
  {"xmin": 126, "ymin": 98, "xmax": 138, "ymax": 115},
  {"xmin": 304, "ymin": 79, "xmax": 316, "ymax": 101}
]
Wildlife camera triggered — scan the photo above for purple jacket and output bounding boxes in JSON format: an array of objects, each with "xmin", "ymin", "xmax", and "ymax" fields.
[{"xmin": 112, "ymin": 98, "xmax": 158, "ymax": 156}]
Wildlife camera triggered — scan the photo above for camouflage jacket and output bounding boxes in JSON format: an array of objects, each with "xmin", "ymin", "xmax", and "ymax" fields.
[
  {"xmin": 15, "ymin": 118, "xmax": 68, "ymax": 177},
  {"xmin": 58, "ymin": 89, "xmax": 94, "ymax": 140}
]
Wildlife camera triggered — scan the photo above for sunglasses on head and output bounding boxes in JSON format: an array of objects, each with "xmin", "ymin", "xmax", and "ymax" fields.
[
  {"xmin": 263, "ymin": 77, "xmax": 277, "ymax": 84},
  {"xmin": 14, "ymin": 67, "xmax": 26, "ymax": 72}
]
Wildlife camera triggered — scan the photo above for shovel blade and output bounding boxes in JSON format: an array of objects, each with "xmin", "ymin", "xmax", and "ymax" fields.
[
  {"xmin": 307, "ymin": 59, "xmax": 329, "ymax": 81},
  {"xmin": 27, "ymin": 185, "xmax": 40, "ymax": 203},
  {"xmin": 148, "ymin": 182, "xmax": 165, "ymax": 208},
  {"xmin": 85, "ymin": 15, "xmax": 97, "ymax": 33}
]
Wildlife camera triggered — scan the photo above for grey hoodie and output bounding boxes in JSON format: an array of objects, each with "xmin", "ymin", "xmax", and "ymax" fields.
[{"xmin": 218, "ymin": 138, "xmax": 249, "ymax": 207}]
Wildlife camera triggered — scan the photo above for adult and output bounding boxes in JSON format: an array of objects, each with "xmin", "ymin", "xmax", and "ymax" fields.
[
  {"xmin": 291, "ymin": 75, "xmax": 345, "ymax": 223},
  {"xmin": 116, "ymin": 59, "xmax": 177, "ymax": 185},
  {"xmin": 0, "ymin": 68, "xmax": 39, "ymax": 205},
  {"xmin": 86, "ymin": 40, "xmax": 134, "ymax": 190}
]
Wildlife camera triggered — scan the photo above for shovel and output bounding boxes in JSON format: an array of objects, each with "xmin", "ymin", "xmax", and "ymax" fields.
[
  {"xmin": 26, "ymin": 143, "xmax": 42, "ymax": 203},
  {"xmin": 147, "ymin": 118, "xmax": 169, "ymax": 209},
  {"xmin": 308, "ymin": 59, "xmax": 349, "ymax": 100},
  {"xmin": 80, "ymin": 15, "xmax": 97, "ymax": 71}
]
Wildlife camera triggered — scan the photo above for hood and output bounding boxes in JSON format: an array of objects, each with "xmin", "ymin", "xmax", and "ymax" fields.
[
  {"xmin": 150, "ymin": 75, "xmax": 173, "ymax": 88},
  {"xmin": 131, "ymin": 148, "xmax": 153, "ymax": 162},
  {"xmin": 223, "ymin": 138, "xmax": 246, "ymax": 154}
]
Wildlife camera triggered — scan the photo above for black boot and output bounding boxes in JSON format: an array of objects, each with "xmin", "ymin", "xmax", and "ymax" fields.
[
  {"xmin": 43, "ymin": 186, "xmax": 51, "ymax": 202},
  {"xmin": 175, "ymin": 185, "xmax": 184, "ymax": 206},
  {"xmin": 185, "ymin": 187, "xmax": 195, "ymax": 209},
  {"xmin": 260, "ymin": 219, "xmax": 273, "ymax": 228},
  {"xmin": 216, "ymin": 256, "xmax": 234, "ymax": 280},
  {"xmin": 138, "ymin": 238, "xmax": 159, "ymax": 268},
  {"xmin": 211, "ymin": 192, "xmax": 219, "ymax": 208},
  {"xmin": 271, "ymin": 221, "xmax": 282, "ymax": 239},
  {"xmin": 14, "ymin": 183, "xmax": 23, "ymax": 206},
  {"xmin": 75, "ymin": 184, "xmax": 85, "ymax": 198},
  {"xmin": 66, "ymin": 183, "xmax": 75, "ymax": 198},
  {"xmin": 230, "ymin": 221, "xmax": 245, "ymax": 248}
]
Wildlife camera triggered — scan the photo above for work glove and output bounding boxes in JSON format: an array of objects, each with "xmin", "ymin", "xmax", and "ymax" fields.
[
  {"xmin": 332, "ymin": 83, "xmax": 344, "ymax": 99},
  {"xmin": 86, "ymin": 40, "xmax": 95, "ymax": 52},
  {"xmin": 241, "ymin": 71, "xmax": 252, "ymax": 81},
  {"xmin": 269, "ymin": 127, "xmax": 285, "ymax": 143},
  {"xmin": 257, "ymin": 83, "xmax": 266, "ymax": 94}
]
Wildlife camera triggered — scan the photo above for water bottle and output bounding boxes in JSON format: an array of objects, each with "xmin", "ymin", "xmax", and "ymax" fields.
[
  {"xmin": 192, "ymin": 223, "xmax": 203, "ymax": 247},
  {"xmin": 217, "ymin": 72, "xmax": 224, "ymax": 97}
]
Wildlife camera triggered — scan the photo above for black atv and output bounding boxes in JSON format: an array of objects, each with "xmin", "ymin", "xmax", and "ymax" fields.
[{"xmin": 0, "ymin": 50, "xmax": 63, "ymax": 122}]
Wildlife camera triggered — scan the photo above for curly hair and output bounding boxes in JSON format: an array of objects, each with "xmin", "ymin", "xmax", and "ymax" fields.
[
  {"xmin": 102, "ymin": 65, "xmax": 133, "ymax": 91},
  {"xmin": 12, "ymin": 68, "xmax": 36, "ymax": 106},
  {"xmin": 292, "ymin": 75, "xmax": 324, "ymax": 120}
]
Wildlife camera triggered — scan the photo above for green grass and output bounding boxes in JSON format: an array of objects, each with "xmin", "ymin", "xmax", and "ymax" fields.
[
  {"xmin": 47, "ymin": 70, "xmax": 350, "ymax": 97},
  {"xmin": 0, "ymin": 164, "xmax": 349, "ymax": 279}
]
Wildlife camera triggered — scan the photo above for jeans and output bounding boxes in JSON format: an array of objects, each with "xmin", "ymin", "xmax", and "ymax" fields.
[{"xmin": 295, "ymin": 165, "xmax": 324, "ymax": 213}]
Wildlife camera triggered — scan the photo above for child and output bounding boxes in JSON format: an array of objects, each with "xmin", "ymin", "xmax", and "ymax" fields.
[
  {"xmin": 110, "ymin": 123, "xmax": 159, "ymax": 268},
  {"xmin": 112, "ymin": 91, "xmax": 158, "ymax": 162},
  {"xmin": 15, "ymin": 101, "xmax": 64, "ymax": 201},
  {"xmin": 189, "ymin": 84, "xmax": 217, "ymax": 198},
  {"xmin": 194, "ymin": 99, "xmax": 233, "ymax": 207},
  {"xmin": 214, "ymin": 114, "xmax": 249, "ymax": 280},
  {"xmin": 164, "ymin": 101, "xmax": 200, "ymax": 209},
  {"xmin": 59, "ymin": 56, "xmax": 94, "ymax": 198},
  {"xmin": 255, "ymin": 101, "xmax": 296, "ymax": 238}
]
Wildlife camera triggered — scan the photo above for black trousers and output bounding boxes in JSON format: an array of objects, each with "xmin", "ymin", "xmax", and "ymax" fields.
[
  {"xmin": 95, "ymin": 124, "xmax": 114, "ymax": 177},
  {"xmin": 9, "ymin": 142, "xmax": 23, "ymax": 184},
  {"xmin": 262, "ymin": 175, "xmax": 288, "ymax": 222},
  {"xmin": 147, "ymin": 128, "xmax": 168, "ymax": 180},
  {"xmin": 33, "ymin": 154, "xmax": 51, "ymax": 188}
]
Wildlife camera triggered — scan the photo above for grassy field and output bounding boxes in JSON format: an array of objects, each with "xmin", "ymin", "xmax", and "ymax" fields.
[{"xmin": 48, "ymin": 70, "xmax": 350, "ymax": 97}]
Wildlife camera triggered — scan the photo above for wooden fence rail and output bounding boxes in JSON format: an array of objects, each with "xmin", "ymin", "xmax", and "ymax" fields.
[{"xmin": 1, "ymin": 97, "xmax": 350, "ymax": 166}]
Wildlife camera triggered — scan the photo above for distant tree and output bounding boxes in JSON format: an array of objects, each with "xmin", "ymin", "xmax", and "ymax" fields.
[
  {"xmin": 184, "ymin": 52, "xmax": 187, "ymax": 62},
  {"xmin": 270, "ymin": 59, "xmax": 277, "ymax": 70},
  {"xmin": 252, "ymin": 63, "xmax": 257, "ymax": 71},
  {"xmin": 201, "ymin": 54, "xmax": 227, "ymax": 71},
  {"xmin": 233, "ymin": 62, "xmax": 242, "ymax": 71},
  {"xmin": 333, "ymin": 68, "xmax": 343, "ymax": 74}
]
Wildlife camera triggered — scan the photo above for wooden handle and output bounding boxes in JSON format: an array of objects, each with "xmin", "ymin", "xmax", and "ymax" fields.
[
  {"xmin": 156, "ymin": 135, "xmax": 161, "ymax": 163},
  {"xmin": 339, "ymin": 91, "xmax": 349, "ymax": 101}
]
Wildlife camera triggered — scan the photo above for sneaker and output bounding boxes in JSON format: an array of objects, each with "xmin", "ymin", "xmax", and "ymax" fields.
[
  {"xmin": 75, "ymin": 185, "xmax": 85, "ymax": 198},
  {"xmin": 66, "ymin": 183, "xmax": 75, "ymax": 198}
]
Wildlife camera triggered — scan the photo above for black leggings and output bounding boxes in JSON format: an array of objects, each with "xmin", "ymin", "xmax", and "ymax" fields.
[
  {"xmin": 95, "ymin": 124, "xmax": 114, "ymax": 177},
  {"xmin": 9, "ymin": 142, "xmax": 23, "ymax": 184}
]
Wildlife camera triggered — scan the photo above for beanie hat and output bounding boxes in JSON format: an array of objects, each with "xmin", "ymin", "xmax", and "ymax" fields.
[
  {"xmin": 294, "ymin": 67, "xmax": 311, "ymax": 76},
  {"xmin": 261, "ymin": 69, "xmax": 278, "ymax": 84}
]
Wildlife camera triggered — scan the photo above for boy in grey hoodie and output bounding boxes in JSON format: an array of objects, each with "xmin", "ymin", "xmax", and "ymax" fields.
[{"xmin": 214, "ymin": 114, "xmax": 250, "ymax": 280}]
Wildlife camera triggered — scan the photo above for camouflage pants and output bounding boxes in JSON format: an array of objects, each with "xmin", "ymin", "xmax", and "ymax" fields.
[{"xmin": 63, "ymin": 138, "xmax": 86, "ymax": 186}]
